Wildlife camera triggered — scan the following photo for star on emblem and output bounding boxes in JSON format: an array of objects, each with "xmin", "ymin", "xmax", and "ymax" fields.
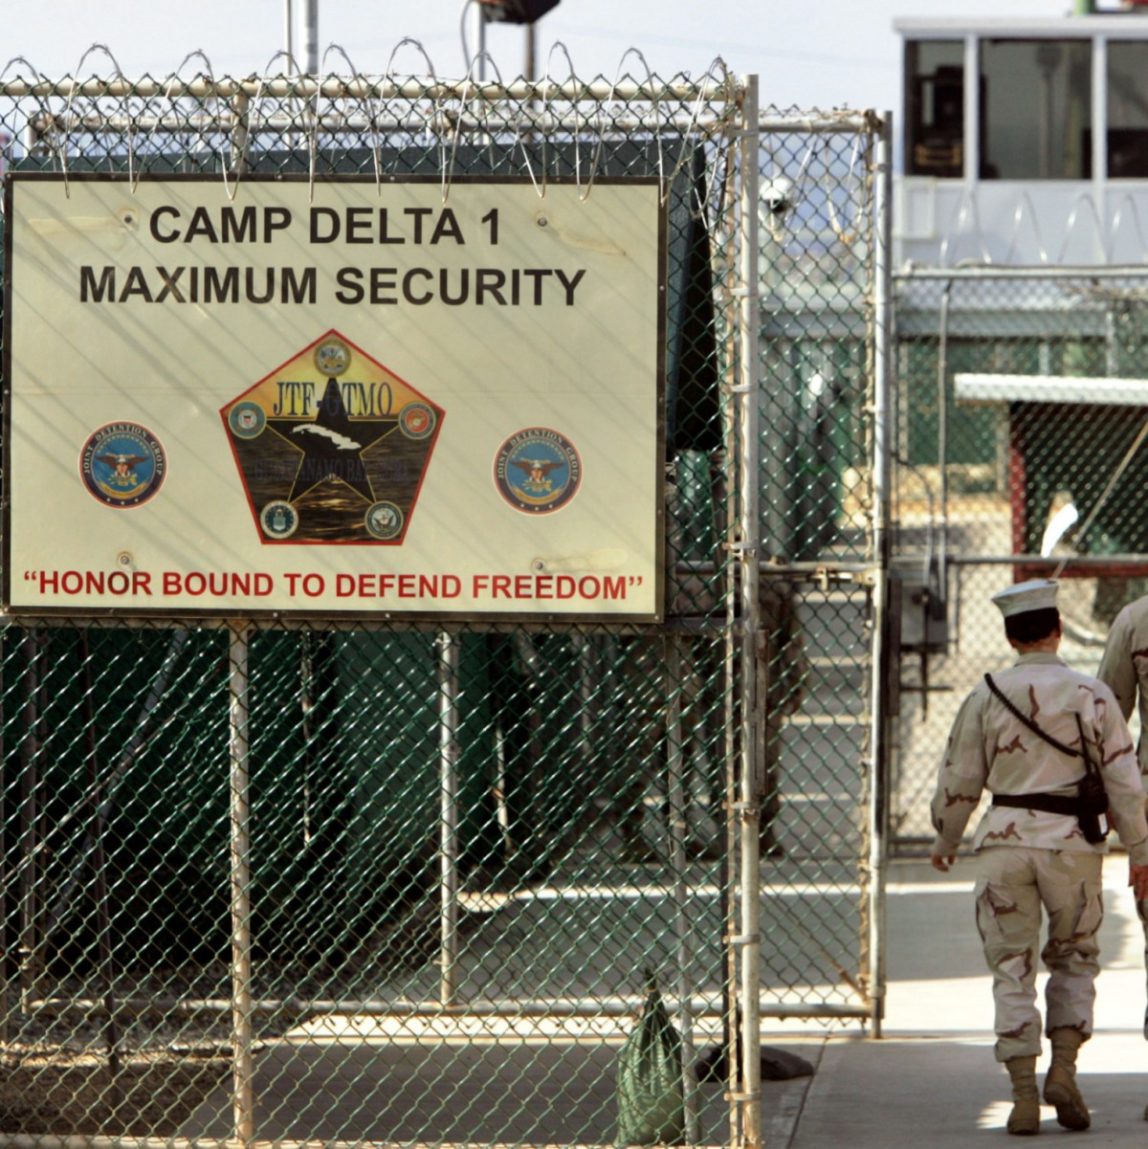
[{"xmin": 265, "ymin": 378, "xmax": 396, "ymax": 504}]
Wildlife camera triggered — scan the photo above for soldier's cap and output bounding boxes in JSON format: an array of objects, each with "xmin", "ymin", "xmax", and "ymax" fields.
[{"xmin": 990, "ymin": 578, "xmax": 1059, "ymax": 619}]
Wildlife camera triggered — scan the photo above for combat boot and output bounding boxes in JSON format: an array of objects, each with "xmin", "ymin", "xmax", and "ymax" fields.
[
  {"xmin": 1005, "ymin": 1055, "xmax": 1041, "ymax": 1135},
  {"xmin": 1043, "ymin": 1027, "xmax": 1089, "ymax": 1131}
]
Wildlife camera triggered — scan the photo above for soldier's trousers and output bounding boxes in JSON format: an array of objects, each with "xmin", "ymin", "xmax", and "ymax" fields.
[{"xmin": 974, "ymin": 846, "xmax": 1103, "ymax": 1062}]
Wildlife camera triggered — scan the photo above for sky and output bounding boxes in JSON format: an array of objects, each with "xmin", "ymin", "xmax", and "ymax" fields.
[{"xmin": 1, "ymin": 0, "xmax": 1094, "ymax": 116}]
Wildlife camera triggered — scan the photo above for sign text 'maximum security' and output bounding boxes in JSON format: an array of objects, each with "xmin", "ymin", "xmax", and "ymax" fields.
[
  {"xmin": 78, "ymin": 264, "xmax": 587, "ymax": 306},
  {"xmin": 75, "ymin": 203, "xmax": 590, "ymax": 306}
]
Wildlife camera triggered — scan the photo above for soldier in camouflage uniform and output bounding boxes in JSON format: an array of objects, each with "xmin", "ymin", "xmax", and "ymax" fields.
[
  {"xmin": 930, "ymin": 579, "xmax": 1148, "ymax": 1136},
  {"xmin": 1097, "ymin": 589, "xmax": 1148, "ymax": 1121}
]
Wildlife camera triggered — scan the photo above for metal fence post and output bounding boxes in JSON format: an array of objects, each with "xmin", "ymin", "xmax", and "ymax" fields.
[
  {"xmin": 866, "ymin": 111, "xmax": 894, "ymax": 1039},
  {"xmin": 438, "ymin": 629, "xmax": 461, "ymax": 1008},
  {"xmin": 18, "ymin": 628, "xmax": 44, "ymax": 1012},
  {"xmin": 665, "ymin": 633, "xmax": 698, "ymax": 1141},
  {"xmin": 231, "ymin": 88, "xmax": 250, "ymax": 176},
  {"xmin": 229, "ymin": 622, "xmax": 255, "ymax": 1144},
  {"xmin": 737, "ymin": 71, "xmax": 763, "ymax": 1149}
]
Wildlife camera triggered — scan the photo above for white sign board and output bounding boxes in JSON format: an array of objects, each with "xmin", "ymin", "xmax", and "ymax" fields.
[{"xmin": 3, "ymin": 175, "xmax": 665, "ymax": 619}]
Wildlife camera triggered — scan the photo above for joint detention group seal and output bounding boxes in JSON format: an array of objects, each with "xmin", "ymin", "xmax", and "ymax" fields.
[
  {"xmin": 494, "ymin": 427, "xmax": 582, "ymax": 514},
  {"xmin": 79, "ymin": 422, "xmax": 167, "ymax": 508}
]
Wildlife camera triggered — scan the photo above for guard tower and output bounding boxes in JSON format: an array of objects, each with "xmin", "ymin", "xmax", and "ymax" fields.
[
  {"xmin": 891, "ymin": 4, "xmax": 1148, "ymax": 617},
  {"xmin": 895, "ymin": 7, "xmax": 1148, "ymax": 267}
]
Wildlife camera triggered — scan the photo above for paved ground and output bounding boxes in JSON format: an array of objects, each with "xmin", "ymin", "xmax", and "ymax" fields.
[
  {"xmin": 773, "ymin": 854, "xmax": 1148, "ymax": 1147},
  {"xmin": 179, "ymin": 853, "xmax": 1148, "ymax": 1145}
]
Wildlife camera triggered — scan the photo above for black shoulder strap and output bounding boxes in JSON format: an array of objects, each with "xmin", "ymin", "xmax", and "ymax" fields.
[
  {"xmin": 983, "ymin": 672, "xmax": 1082, "ymax": 760},
  {"xmin": 1073, "ymin": 712, "xmax": 1100, "ymax": 780}
]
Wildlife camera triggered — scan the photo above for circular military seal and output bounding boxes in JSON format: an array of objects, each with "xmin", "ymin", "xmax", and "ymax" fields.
[
  {"xmin": 260, "ymin": 500, "xmax": 299, "ymax": 539},
  {"xmin": 365, "ymin": 500, "xmax": 404, "ymax": 540},
  {"xmin": 79, "ymin": 422, "xmax": 167, "ymax": 508},
  {"xmin": 494, "ymin": 427, "xmax": 582, "ymax": 514},
  {"xmin": 398, "ymin": 401, "xmax": 437, "ymax": 441},
  {"xmin": 228, "ymin": 401, "xmax": 266, "ymax": 440},
  {"xmin": 314, "ymin": 337, "xmax": 351, "ymax": 378}
]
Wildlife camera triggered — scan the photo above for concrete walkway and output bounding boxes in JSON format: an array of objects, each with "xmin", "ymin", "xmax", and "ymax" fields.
[
  {"xmin": 178, "ymin": 853, "xmax": 1148, "ymax": 1145},
  {"xmin": 771, "ymin": 854, "xmax": 1148, "ymax": 1147}
]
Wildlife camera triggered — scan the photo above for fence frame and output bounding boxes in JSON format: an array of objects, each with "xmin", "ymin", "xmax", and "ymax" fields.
[
  {"xmin": 890, "ymin": 261, "xmax": 1148, "ymax": 850},
  {"xmin": 0, "ymin": 71, "xmax": 893, "ymax": 1148}
]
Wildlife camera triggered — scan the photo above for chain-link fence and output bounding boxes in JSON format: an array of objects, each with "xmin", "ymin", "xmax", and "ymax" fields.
[
  {"xmin": 891, "ymin": 268, "xmax": 1148, "ymax": 846},
  {"xmin": 754, "ymin": 106, "xmax": 888, "ymax": 1029},
  {"xmin": 0, "ymin": 65, "xmax": 886, "ymax": 1147}
]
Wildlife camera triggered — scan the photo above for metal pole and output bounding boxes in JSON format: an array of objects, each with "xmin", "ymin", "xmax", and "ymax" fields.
[
  {"xmin": 21, "ymin": 991, "xmax": 870, "ymax": 1022},
  {"xmin": 438, "ymin": 631, "xmax": 461, "ymax": 1007},
  {"xmin": 665, "ymin": 635, "xmax": 697, "ymax": 1143},
  {"xmin": 896, "ymin": 264, "xmax": 1148, "ymax": 281},
  {"xmin": 937, "ymin": 278, "xmax": 953, "ymax": 598},
  {"xmin": 470, "ymin": 2, "xmax": 487, "ymax": 80},
  {"xmin": 284, "ymin": 0, "xmax": 294, "ymax": 70},
  {"xmin": 525, "ymin": 21, "xmax": 536, "ymax": 80},
  {"xmin": 712, "ymin": 169, "xmax": 741, "ymax": 1149},
  {"xmin": 302, "ymin": 0, "xmax": 319, "ymax": 75},
  {"xmin": 229, "ymin": 622, "xmax": 255, "ymax": 1144},
  {"xmin": 736, "ymin": 72, "xmax": 762, "ymax": 1149},
  {"xmin": 18, "ymin": 629, "xmax": 43, "ymax": 1011},
  {"xmin": 230, "ymin": 89, "xmax": 250, "ymax": 177},
  {"xmin": 0, "ymin": 628, "xmax": 7, "ymax": 1049},
  {"xmin": 866, "ymin": 112, "xmax": 894, "ymax": 1040},
  {"xmin": 0, "ymin": 75, "xmax": 796, "ymax": 107}
]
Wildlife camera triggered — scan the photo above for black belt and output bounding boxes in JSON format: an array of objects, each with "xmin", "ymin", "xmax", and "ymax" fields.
[{"xmin": 992, "ymin": 792, "xmax": 1082, "ymax": 816}]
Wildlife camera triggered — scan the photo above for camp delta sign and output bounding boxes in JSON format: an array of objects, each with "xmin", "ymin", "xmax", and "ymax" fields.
[{"xmin": 2, "ymin": 175, "xmax": 665, "ymax": 619}]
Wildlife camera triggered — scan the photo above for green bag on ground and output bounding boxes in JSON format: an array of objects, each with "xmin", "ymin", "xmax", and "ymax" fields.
[{"xmin": 616, "ymin": 974, "xmax": 685, "ymax": 1146}]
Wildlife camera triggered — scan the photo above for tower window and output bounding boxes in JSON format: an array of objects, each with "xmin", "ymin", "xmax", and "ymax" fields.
[
  {"xmin": 906, "ymin": 40, "xmax": 965, "ymax": 178},
  {"xmin": 980, "ymin": 39, "xmax": 1091, "ymax": 180}
]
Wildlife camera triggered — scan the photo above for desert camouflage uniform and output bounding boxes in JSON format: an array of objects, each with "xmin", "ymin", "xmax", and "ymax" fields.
[
  {"xmin": 931, "ymin": 651, "xmax": 1148, "ymax": 1061},
  {"xmin": 1097, "ymin": 596, "xmax": 1148, "ymax": 774},
  {"xmin": 1097, "ymin": 595, "xmax": 1148, "ymax": 1038}
]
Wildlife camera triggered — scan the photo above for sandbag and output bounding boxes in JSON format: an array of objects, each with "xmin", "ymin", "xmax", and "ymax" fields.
[{"xmin": 616, "ymin": 976, "xmax": 685, "ymax": 1146}]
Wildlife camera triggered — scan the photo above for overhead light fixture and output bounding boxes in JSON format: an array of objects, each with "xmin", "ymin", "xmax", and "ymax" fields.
[{"xmin": 478, "ymin": 0, "xmax": 561, "ymax": 24}]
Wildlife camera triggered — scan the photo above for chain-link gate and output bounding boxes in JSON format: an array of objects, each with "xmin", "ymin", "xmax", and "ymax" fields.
[
  {"xmin": 891, "ymin": 267, "xmax": 1148, "ymax": 849},
  {"xmin": 0, "ymin": 64, "xmax": 887, "ymax": 1148},
  {"xmin": 754, "ymin": 106, "xmax": 890, "ymax": 1035}
]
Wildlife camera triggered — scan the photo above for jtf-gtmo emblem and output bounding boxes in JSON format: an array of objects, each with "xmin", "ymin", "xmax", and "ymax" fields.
[
  {"xmin": 220, "ymin": 329, "xmax": 444, "ymax": 545},
  {"xmin": 79, "ymin": 422, "xmax": 167, "ymax": 508}
]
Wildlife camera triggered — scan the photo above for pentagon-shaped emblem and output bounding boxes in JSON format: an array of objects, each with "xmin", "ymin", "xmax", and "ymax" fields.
[{"xmin": 221, "ymin": 330, "xmax": 444, "ymax": 544}]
